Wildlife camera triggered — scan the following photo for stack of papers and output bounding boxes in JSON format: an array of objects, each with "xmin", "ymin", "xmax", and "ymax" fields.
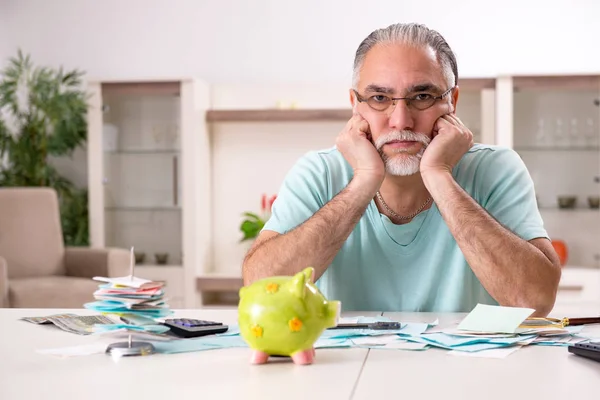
[
  {"xmin": 37, "ymin": 310, "xmax": 598, "ymax": 358},
  {"xmin": 138, "ymin": 307, "xmax": 589, "ymax": 357},
  {"xmin": 405, "ymin": 304, "xmax": 590, "ymax": 358},
  {"xmin": 83, "ymin": 275, "xmax": 173, "ymax": 318}
]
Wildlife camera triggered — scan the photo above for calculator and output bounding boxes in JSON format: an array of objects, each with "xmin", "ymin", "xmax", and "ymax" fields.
[
  {"xmin": 568, "ymin": 342, "xmax": 600, "ymax": 363},
  {"xmin": 162, "ymin": 319, "xmax": 228, "ymax": 338}
]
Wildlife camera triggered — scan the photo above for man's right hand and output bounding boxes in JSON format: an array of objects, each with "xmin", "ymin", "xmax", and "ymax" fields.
[{"xmin": 335, "ymin": 110, "xmax": 385, "ymax": 190}]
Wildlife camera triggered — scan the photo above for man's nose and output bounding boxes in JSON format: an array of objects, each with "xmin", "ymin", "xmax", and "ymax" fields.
[{"xmin": 387, "ymin": 100, "xmax": 415, "ymax": 131}]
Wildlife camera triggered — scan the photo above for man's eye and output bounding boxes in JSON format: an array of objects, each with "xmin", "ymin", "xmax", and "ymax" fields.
[
  {"xmin": 413, "ymin": 93, "xmax": 434, "ymax": 101},
  {"xmin": 370, "ymin": 95, "xmax": 391, "ymax": 103}
]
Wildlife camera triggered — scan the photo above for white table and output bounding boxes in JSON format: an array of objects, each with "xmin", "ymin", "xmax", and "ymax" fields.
[
  {"xmin": 355, "ymin": 312, "xmax": 600, "ymax": 399},
  {"xmin": 0, "ymin": 308, "xmax": 599, "ymax": 400},
  {"xmin": 0, "ymin": 308, "xmax": 374, "ymax": 400}
]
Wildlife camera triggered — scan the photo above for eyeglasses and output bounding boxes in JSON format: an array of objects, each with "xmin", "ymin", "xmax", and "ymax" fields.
[{"xmin": 353, "ymin": 86, "xmax": 455, "ymax": 113}]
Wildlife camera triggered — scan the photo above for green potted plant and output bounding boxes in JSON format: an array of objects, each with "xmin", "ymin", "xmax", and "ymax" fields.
[
  {"xmin": 0, "ymin": 50, "xmax": 90, "ymax": 245},
  {"xmin": 240, "ymin": 193, "xmax": 277, "ymax": 242}
]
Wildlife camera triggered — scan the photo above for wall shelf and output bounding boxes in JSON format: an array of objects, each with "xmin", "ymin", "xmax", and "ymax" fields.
[
  {"xmin": 105, "ymin": 206, "xmax": 181, "ymax": 211},
  {"xmin": 105, "ymin": 149, "xmax": 180, "ymax": 155},
  {"xmin": 196, "ymin": 275, "xmax": 243, "ymax": 291},
  {"xmin": 512, "ymin": 75, "xmax": 600, "ymax": 91},
  {"xmin": 101, "ymin": 81, "xmax": 181, "ymax": 96},
  {"xmin": 206, "ymin": 108, "xmax": 352, "ymax": 122},
  {"xmin": 515, "ymin": 146, "xmax": 600, "ymax": 152},
  {"xmin": 204, "ymin": 78, "xmax": 496, "ymax": 123},
  {"xmin": 539, "ymin": 207, "xmax": 600, "ymax": 212},
  {"xmin": 196, "ymin": 275, "xmax": 244, "ymax": 306}
]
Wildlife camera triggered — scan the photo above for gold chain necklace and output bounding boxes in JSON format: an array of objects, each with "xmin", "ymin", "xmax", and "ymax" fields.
[{"xmin": 375, "ymin": 191, "xmax": 433, "ymax": 221}]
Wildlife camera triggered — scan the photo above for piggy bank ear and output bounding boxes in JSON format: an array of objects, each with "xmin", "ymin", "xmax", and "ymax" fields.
[
  {"xmin": 302, "ymin": 267, "xmax": 315, "ymax": 283},
  {"xmin": 290, "ymin": 269, "xmax": 307, "ymax": 299}
]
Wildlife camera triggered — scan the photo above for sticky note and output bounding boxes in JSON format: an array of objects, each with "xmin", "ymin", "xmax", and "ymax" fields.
[{"xmin": 457, "ymin": 304, "xmax": 535, "ymax": 334}]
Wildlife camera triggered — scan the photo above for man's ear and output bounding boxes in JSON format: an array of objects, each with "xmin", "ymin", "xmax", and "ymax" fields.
[
  {"xmin": 349, "ymin": 88, "xmax": 357, "ymax": 110},
  {"xmin": 450, "ymin": 85, "xmax": 460, "ymax": 114}
]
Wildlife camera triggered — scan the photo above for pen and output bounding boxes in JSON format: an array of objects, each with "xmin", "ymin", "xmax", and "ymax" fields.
[
  {"xmin": 562, "ymin": 317, "xmax": 600, "ymax": 327},
  {"xmin": 328, "ymin": 321, "xmax": 401, "ymax": 330},
  {"xmin": 522, "ymin": 316, "xmax": 600, "ymax": 329}
]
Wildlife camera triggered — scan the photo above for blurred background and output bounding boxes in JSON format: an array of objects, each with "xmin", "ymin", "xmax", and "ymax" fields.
[{"xmin": 0, "ymin": 0, "xmax": 598, "ymax": 311}]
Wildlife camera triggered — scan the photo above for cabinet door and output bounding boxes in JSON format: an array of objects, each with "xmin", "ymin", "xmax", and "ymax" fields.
[
  {"xmin": 510, "ymin": 76, "xmax": 600, "ymax": 268},
  {"xmin": 100, "ymin": 82, "xmax": 183, "ymax": 269}
]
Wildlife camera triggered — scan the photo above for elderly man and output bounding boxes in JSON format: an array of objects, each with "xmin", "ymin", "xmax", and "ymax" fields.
[{"xmin": 242, "ymin": 22, "xmax": 561, "ymax": 316}]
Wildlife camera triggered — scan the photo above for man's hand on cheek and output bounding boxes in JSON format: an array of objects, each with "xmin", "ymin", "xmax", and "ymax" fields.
[{"xmin": 419, "ymin": 114, "xmax": 474, "ymax": 177}]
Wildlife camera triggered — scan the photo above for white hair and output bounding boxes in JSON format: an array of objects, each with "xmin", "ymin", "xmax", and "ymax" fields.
[
  {"xmin": 352, "ymin": 23, "xmax": 458, "ymax": 90},
  {"xmin": 374, "ymin": 130, "xmax": 431, "ymax": 176}
]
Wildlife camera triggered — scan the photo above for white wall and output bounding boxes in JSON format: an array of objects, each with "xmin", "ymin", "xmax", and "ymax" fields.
[
  {"xmin": 2, "ymin": 0, "xmax": 600, "ymax": 84},
  {"xmin": 3, "ymin": 0, "xmax": 600, "ymax": 275},
  {"xmin": 0, "ymin": 2, "xmax": 9, "ymax": 67}
]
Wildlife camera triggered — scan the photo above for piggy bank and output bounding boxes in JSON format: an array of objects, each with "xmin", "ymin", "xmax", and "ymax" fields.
[{"xmin": 238, "ymin": 267, "xmax": 341, "ymax": 365}]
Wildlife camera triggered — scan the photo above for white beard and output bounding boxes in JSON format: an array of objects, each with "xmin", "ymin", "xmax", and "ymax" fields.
[{"xmin": 375, "ymin": 131, "xmax": 430, "ymax": 176}]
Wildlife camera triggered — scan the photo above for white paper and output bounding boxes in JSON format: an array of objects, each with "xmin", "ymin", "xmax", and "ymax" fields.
[
  {"xmin": 534, "ymin": 335, "xmax": 573, "ymax": 344},
  {"xmin": 441, "ymin": 328, "xmax": 517, "ymax": 338},
  {"xmin": 93, "ymin": 275, "xmax": 152, "ymax": 288},
  {"xmin": 351, "ymin": 335, "xmax": 404, "ymax": 346},
  {"xmin": 569, "ymin": 337, "xmax": 589, "ymax": 344},
  {"xmin": 337, "ymin": 317, "xmax": 359, "ymax": 324},
  {"xmin": 515, "ymin": 327, "xmax": 570, "ymax": 336},
  {"xmin": 37, "ymin": 343, "xmax": 108, "ymax": 358},
  {"xmin": 449, "ymin": 345, "xmax": 522, "ymax": 359},
  {"xmin": 457, "ymin": 304, "xmax": 535, "ymax": 334},
  {"xmin": 517, "ymin": 336, "xmax": 538, "ymax": 345},
  {"xmin": 381, "ymin": 342, "xmax": 428, "ymax": 350}
]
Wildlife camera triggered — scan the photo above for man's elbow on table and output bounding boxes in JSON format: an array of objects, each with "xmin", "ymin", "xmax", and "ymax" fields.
[
  {"xmin": 523, "ymin": 293, "xmax": 557, "ymax": 318},
  {"xmin": 516, "ymin": 266, "xmax": 561, "ymax": 317}
]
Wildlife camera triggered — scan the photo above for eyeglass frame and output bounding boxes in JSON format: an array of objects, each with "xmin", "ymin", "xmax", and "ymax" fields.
[{"xmin": 353, "ymin": 86, "xmax": 455, "ymax": 113}]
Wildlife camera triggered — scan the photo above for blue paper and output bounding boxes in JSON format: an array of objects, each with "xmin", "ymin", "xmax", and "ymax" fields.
[
  {"xmin": 93, "ymin": 323, "xmax": 170, "ymax": 334},
  {"xmin": 419, "ymin": 333, "xmax": 533, "ymax": 347},
  {"xmin": 216, "ymin": 325, "xmax": 240, "ymax": 336},
  {"xmin": 83, "ymin": 301, "xmax": 174, "ymax": 318},
  {"xmin": 404, "ymin": 335, "xmax": 522, "ymax": 352},
  {"xmin": 402, "ymin": 332, "xmax": 537, "ymax": 352},
  {"xmin": 315, "ymin": 338, "xmax": 352, "ymax": 349},
  {"xmin": 153, "ymin": 335, "xmax": 248, "ymax": 353},
  {"xmin": 398, "ymin": 322, "xmax": 433, "ymax": 337},
  {"xmin": 153, "ymin": 335, "xmax": 351, "ymax": 354}
]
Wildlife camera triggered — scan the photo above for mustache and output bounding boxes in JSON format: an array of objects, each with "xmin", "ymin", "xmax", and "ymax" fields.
[{"xmin": 374, "ymin": 131, "xmax": 431, "ymax": 151}]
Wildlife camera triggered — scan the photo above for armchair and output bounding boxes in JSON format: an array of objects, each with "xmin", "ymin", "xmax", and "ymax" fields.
[{"xmin": 0, "ymin": 188, "xmax": 130, "ymax": 308}]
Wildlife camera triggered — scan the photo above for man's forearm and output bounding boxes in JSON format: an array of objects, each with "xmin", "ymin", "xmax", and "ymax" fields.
[
  {"xmin": 242, "ymin": 176, "xmax": 376, "ymax": 285},
  {"xmin": 423, "ymin": 171, "xmax": 561, "ymax": 315}
]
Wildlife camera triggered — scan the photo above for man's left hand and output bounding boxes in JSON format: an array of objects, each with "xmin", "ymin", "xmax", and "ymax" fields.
[{"xmin": 420, "ymin": 114, "xmax": 474, "ymax": 177}]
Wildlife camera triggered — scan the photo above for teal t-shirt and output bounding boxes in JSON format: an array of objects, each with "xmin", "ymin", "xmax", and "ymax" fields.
[{"xmin": 262, "ymin": 144, "xmax": 549, "ymax": 312}]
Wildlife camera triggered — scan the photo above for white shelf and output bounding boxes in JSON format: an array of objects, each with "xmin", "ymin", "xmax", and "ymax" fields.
[{"xmin": 105, "ymin": 206, "xmax": 181, "ymax": 211}]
